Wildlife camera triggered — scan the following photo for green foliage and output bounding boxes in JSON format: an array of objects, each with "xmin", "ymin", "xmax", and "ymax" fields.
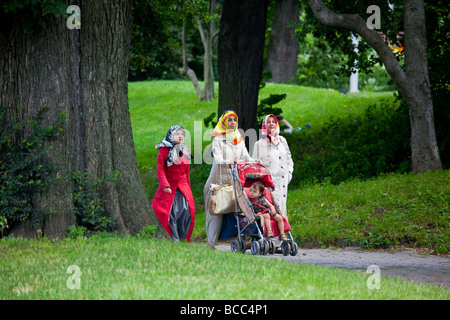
[
  {"xmin": 72, "ymin": 170, "xmax": 120, "ymax": 232},
  {"xmin": 65, "ymin": 225, "xmax": 87, "ymax": 240},
  {"xmin": 202, "ymin": 112, "xmax": 217, "ymax": 129},
  {"xmin": 286, "ymin": 100, "xmax": 411, "ymax": 186},
  {"xmin": 256, "ymin": 71, "xmax": 287, "ymax": 128},
  {"xmin": 297, "ymin": 0, "xmax": 404, "ymax": 77},
  {"xmin": 296, "ymin": 33, "xmax": 395, "ymax": 92},
  {"xmin": 130, "ymin": 0, "xmax": 219, "ymax": 80},
  {"xmin": 1, "ymin": 0, "xmax": 68, "ymax": 32},
  {"xmin": 256, "ymin": 94, "xmax": 286, "ymax": 128},
  {"xmin": 138, "ymin": 225, "xmax": 157, "ymax": 238},
  {"xmin": 1, "ymin": 0, "xmax": 67, "ymax": 15},
  {"xmin": 425, "ymin": 0, "xmax": 450, "ymax": 169},
  {"xmin": 288, "ymin": 170, "xmax": 450, "ymax": 252},
  {"xmin": 0, "ymin": 105, "xmax": 65, "ymax": 233},
  {"xmin": 0, "ymin": 216, "xmax": 8, "ymax": 237}
]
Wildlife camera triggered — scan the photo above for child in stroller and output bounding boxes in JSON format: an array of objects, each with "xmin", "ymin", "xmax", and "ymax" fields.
[
  {"xmin": 248, "ymin": 182, "xmax": 288, "ymax": 241},
  {"xmin": 229, "ymin": 162, "xmax": 298, "ymax": 256}
]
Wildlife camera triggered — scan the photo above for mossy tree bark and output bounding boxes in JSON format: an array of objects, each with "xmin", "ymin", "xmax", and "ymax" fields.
[{"xmin": 0, "ymin": 0, "xmax": 168, "ymax": 239}]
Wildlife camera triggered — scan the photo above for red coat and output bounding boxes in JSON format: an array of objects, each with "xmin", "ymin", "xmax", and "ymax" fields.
[{"xmin": 151, "ymin": 147, "xmax": 195, "ymax": 242}]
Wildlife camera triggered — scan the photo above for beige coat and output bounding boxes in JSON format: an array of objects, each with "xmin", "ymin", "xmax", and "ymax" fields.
[
  {"xmin": 204, "ymin": 135, "xmax": 255, "ymax": 246},
  {"xmin": 252, "ymin": 136, "xmax": 293, "ymax": 217}
]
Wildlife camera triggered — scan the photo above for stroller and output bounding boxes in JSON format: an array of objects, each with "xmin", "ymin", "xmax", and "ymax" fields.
[{"xmin": 229, "ymin": 162, "xmax": 298, "ymax": 256}]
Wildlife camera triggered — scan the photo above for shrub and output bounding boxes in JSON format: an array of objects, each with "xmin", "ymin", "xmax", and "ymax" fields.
[
  {"xmin": 0, "ymin": 105, "xmax": 65, "ymax": 234},
  {"xmin": 138, "ymin": 224, "xmax": 157, "ymax": 238},
  {"xmin": 72, "ymin": 170, "xmax": 120, "ymax": 232},
  {"xmin": 287, "ymin": 100, "xmax": 411, "ymax": 186}
]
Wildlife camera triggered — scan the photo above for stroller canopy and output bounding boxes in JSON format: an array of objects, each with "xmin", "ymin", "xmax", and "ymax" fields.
[{"xmin": 236, "ymin": 163, "xmax": 274, "ymax": 189}]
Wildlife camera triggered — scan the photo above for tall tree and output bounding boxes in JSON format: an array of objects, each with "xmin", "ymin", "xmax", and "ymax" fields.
[
  {"xmin": 304, "ymin": 0, "xmax": 442, "ymax": 173},
  {"xmin": 265, "ymin": 0, "xmax": 299, "ymax": 83},
  {"xmin": 0, "ymin": 0, "xmax": 168, "ymax": 238},
  {"xmin": 198, "ymin": 0, "xmax": 218, "ymax": 101},
  {"xmin": 217, "ymin": 0, "xmax": 269, "ymax": 131},
  {"xmin": 179, "ymin": 0, "xmax": 218, "ymax": 101}
]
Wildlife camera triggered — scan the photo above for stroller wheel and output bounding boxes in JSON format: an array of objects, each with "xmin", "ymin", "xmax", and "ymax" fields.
[
  {"xmin": 240, "ymin": 239, "xmax": 247, "ymax": 253},
  {"xmin": 290, "ymin": 242, "xmax": 298, "ymax": 256},
  {"xmin": 268, "ymin": 240, "xmax": 274, "ymax": 254},
  {"xmin": 263, "ymin": 240, "xmax": 270, "ymax": 255},
  {"xmin": 231, "ymin": 240, "xmax": 246, "ymax": 254},
  {"xmin": 231, "ymin": 240, "xmax": 240, "ymax": 253},
  {"xmin": 251, "ymin": 241, "xmax": 260, "ymax": 255},
  {"xmin": 281, "ymin": 241, "xmax": 291, "ymax": 256}
]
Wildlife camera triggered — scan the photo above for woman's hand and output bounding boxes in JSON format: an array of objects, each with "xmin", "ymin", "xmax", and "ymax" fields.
[
  {"xmin": 256, "ymin": 159, "xmax": 263, "ymax": 165},
  {"xmin": 164, "ymin": 187, "xmax": 172, "ymax": 194}
]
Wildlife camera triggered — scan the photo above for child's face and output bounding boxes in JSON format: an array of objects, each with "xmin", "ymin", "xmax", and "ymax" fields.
[
  {"xmin": 173, "ymin": 129, "xmax": 184, "ymax": 144},
  {"xmin": 249, "ymin": 186, "xmax": 261, "ymax": 199}
]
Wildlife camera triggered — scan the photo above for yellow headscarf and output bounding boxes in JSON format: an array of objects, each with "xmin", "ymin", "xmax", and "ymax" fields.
[{"xmin": 213, "ymin": 110, "xmax": 243, "ymax": 145}]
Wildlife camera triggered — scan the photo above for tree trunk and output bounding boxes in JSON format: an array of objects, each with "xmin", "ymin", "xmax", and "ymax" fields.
[
  {"xmin": 304, "ymin": 0, "xmax": 442, "ymax": 173},
  {"xmin": 265, "ymin": 0, "xmax": 299, "ymax": 83},
  {"xmin": 218, "ymin": 0, "xmax": 269, "ymax": 131},
  {"xmin": 180, "ymin": 21, "xmax": 205, "ymax": 101},
  {"xmin": 0, "ymin": 0, "xmax": 169, "ymax": 238},
  {"xmin": 403, "ymin": 0, "xmax": 442, "ymax": 172},
  {"xmin": 203, "ymin": 0, "xmax": 216, "ymax": 101},
  {"xmin": 180, "ymin": 0, "xmax": 217, "ymax": 102}
]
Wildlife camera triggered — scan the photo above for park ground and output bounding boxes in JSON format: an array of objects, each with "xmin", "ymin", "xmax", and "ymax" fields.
[{"xmin": 1, "ymin": 80, "xmax": 448, "ymax": 300}]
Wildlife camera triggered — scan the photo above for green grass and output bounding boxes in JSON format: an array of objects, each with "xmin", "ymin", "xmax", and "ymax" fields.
[
  {"xmin": 128, "ymin": 80, "xmax": 396, "ymax": 207},
  {"xmin": 128, "ymin": 80, "xmax": 448, "ymax": 252},
  {"xmin": 258, "ymin": 83, "xmax": 396, "ymax": 130},
  {"xmin": 288, "ymin": 170, "xmax": 450, "ymax": 252},
  {"xmin": 2, "ymin": 80, "xmax": 448, "ymax": 300},
  {"xmin": 1, "ymin": 237, "xmax": 448, "ymax": 299},
  {"xmin": 128, "ymin": 80, "xmax": 395, "ymax": 170}
]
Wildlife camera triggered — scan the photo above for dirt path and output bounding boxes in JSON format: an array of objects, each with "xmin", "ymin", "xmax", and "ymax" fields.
[{"xmin": 215, "ymin": 243, "xmax": 450, "ymax": 289}]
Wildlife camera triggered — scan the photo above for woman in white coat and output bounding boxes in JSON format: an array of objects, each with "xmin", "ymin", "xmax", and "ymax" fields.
[
  {"xmin": 203, "ymin": 110, "xmax": 260, "ymax": 249},
  {"xmin": 252, "ymin": 114, "xmax": 294, "ymax": 217}
]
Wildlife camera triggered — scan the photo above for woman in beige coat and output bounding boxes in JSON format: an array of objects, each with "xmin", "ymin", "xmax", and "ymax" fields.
[
  {"xmin": 203, "ymin": 110, "xmax": 260, "ymax": 249},
  {"xmin": 252, "ymin": 114, "xmax": 293, "ymax": 217}
]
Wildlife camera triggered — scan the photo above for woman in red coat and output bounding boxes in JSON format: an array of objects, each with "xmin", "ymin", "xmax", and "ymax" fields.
[{"xmin": 151, "ymin": 125, "xmax": 195, "ymax": 242}]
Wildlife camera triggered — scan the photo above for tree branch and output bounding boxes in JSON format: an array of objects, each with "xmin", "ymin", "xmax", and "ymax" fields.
[
  {"xmin": 304, "ymin": 0, "xmax": 417, "ymax": 105},
  {"xmin": 196, "ymin": 16, "xmax": 208, "ymax": 49},
  {"xmin": 179, "ymin": 21, "xmax": 205, "ymax": 100}
]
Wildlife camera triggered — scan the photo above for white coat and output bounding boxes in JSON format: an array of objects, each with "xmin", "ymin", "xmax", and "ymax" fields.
[
  {"xmin": 252, "ymin": 136, "xmax": 293, "ymax": 217},
  {"xmin": 203, "ymin": 135, "xmax": 255, "ymax": 247}
]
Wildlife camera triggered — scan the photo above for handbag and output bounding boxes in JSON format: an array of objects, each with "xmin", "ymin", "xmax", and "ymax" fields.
[{"xmin": 209, "ymin": 164, "xmax": 236, "ymax": 215}]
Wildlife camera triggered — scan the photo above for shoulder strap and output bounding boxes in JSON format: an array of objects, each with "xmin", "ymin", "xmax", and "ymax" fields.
[{"xmin": 251, "ymin": 197, "xmax": 269, "ymax": 214}]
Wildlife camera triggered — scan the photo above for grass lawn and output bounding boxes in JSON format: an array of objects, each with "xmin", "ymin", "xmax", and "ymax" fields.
[
  {"xmin": 1, "ymin": 237, "xmax": 448, "ymax": 300},
  {"xmin": 128, "ymin": 80, "xmax": 396, "ymax": 170},
  {"xmin": 128, "ymin": 80, "xmax": 448, "ymax": 252},
  {"xmin": 1, "ymin": 80, "xmax": 448, "ymax": 300},
  {"xmin": 128, "ymin": 80, "xmax": 396, "ymax": 206},
  {"xmin": 288, "ymin": 170, "xmax": 450, "ymax": 251}
]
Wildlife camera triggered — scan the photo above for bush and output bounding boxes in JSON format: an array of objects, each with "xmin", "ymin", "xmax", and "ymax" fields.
[
  {"xmin": 0, "ymin": 105, "xmax": 65, "ymax": 233},
  {"xmin": 287, "ymin": 100, "xmax": 411, "ymax": 186},
  {"xmin": 72, "ymin": 170, "xmax": 120, "ymax": 232}
]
